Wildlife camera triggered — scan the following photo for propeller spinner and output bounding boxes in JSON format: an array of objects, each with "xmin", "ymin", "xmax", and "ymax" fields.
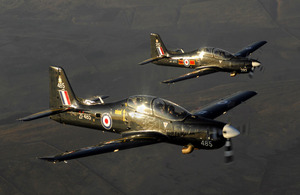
[{"xmin": 249, "ymin": 59, "xmax": 262, "ymax": 78}]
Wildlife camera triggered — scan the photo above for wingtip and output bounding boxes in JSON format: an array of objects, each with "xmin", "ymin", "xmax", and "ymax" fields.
[
  {"xmin": 17, "ymin": 117, "xmax": 31, "ymax": 122},
  {"xmin": 38, "ymin": 156, "xmax": 58, "ymax": 163},
  {"xmin": 138, "ymin": 62, "xmax": 146, "ymax": 65},
  {"xmin": 246, "ymin": 91, "xmax": 257, "ymax": 96},
  {"xmin": 138, "ymin": 59, "xmax": 151, "ymax": 65},
  {"xmin": 237, "ymin": 90, "xmax": 257, "ymax": 96},
  {"xmin": 161, "ymin": 80, "xmax": 174, "ymax": 84}
]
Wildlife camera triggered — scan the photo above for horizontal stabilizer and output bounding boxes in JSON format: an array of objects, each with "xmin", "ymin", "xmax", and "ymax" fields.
[
  {"xmin": 193, "ymin": 91, "xmax": 257, "ymax": 119},
  {"xmin": 139, "ymin": 56, "xmax": 166, "ymax": 65},
  {"xmin": 39, "ymin": 133, "xmax": 164, "ymax": 162},
  {"xmin": 18, "ymin": 108, "xmax": 70, "ymax": 121},
  {"xmin": 18, "ymin": 107, "xmax": 88, "ymax": 121},
  {"xmin": 162, "ymin": 68, "xmax": 218, "ymax": 84},
  {"xmin": 234, "ymin": 41, "xmax": 267, "ymax": 57}
]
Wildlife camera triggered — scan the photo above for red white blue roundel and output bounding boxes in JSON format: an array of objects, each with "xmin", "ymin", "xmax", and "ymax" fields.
[
  {"xmin": 101, "ymin": 113, "xmax": 112, "ymax": 130},
  {"xmin": 184, "ymin": 59, "xmax": 189, "ymax": 67}
]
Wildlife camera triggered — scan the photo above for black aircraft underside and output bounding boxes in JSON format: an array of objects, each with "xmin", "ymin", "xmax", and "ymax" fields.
[
  {"xmin": 19, "ymin": 66, "xmax": 257, "ymax": 163},
  {"xmin": 139, "ymin": 33, "xmax": 267, "ymax": 83}
]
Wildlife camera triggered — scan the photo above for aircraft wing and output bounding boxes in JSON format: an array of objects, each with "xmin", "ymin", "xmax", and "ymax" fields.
[
  {"xmin": 162, "ymin": 68, "xmax": 219, "ymax": 84},
  {"xmin": 192, "ymin": 91, "xmax": 257, "ymax": 119},
  {"xmin": 234, "ymin": 41, "xmax": 267, "ymax": 57},
  {"xmin": 39, "ymin": 132, "xmax": 166, "ymax": 162}
]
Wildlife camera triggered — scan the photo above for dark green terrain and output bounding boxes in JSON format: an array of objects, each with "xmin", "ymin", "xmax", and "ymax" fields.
[{"xmin": 0, "ymin": 0, "xmax": 299, "ymax": 194}]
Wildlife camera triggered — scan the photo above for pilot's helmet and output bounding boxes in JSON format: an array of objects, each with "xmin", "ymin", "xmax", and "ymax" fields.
[
  {"xmin": 168, "ymin": 105, "xmax": 175, "ymax": 113},
  {"xmin": 136, "ymin": 97, "xmax": 141, "ymax": 103}
]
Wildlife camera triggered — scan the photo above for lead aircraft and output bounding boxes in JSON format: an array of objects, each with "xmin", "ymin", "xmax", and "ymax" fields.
[
  {"xmin": 139, "ymin": 33, "xmax": 267, "ymax": 83},
  {"xmin": 19, "ymin": 66, "xmax": 257, "ymax": 163}
]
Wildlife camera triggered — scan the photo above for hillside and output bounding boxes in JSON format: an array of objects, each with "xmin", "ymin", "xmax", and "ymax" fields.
[{"xmin": 0, "ymin": 0, "xmax": 299, "ymax": 194}]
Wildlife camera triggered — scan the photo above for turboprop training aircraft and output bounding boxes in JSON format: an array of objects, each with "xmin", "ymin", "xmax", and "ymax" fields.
[
  {"xmin": 139, "ymin": 33, "xmax": 267, "ymax": 83},
  {"xmin": 19, "ymin": 66, "xmax": 257, "ymax": 163}
]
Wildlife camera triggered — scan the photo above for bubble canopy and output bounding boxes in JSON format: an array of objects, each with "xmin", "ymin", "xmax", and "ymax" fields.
[
  {"xmin": 198, "ymin": 47, "xmax": 234, "ymax": 60},
  {"xmin": 127, "ymin": 95, "xmax": 190, "ymax": 120}
]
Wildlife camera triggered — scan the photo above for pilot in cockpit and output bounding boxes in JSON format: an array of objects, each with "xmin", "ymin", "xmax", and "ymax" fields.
[
  {"xmin": 167, "ymin": 105, "xmax": 175, "ymax": 115},
  {"xmin": 132, "ymin": 97, "xmax": 142, "ymax": 107}
]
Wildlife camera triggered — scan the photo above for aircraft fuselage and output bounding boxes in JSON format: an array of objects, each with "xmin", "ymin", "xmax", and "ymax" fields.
[
  {"xmin": 153, "ymin": 48, "xmax": 255, "ymax": 74},
  {"xmin": 51, "ymin": 97, "xmax": 227, "ymax": 150}
]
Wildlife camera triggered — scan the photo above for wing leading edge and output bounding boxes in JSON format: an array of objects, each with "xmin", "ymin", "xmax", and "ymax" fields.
[
  {"xmin": 193, "ymin": 91, "xmax": 257, "ymax": 119},
  {"xmin": 39, "ymin": 133, "xmax": 166, "ymax": 162},
  {"xmin": 162, "ymin": 67, "xmax": 219, "ymax": 84},
  {"xmin": 234, "ymin": 41, "xmax": 267, "ymax": 57}
]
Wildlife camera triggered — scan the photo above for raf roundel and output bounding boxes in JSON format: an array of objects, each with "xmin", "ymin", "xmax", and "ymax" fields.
[
  {"xmin": 184, "ymin": 59, "xmax": 189, "ymax": 67},
  {"xmin": 101, "ymin": 113, "xmax": 112, "ymax": 130}
]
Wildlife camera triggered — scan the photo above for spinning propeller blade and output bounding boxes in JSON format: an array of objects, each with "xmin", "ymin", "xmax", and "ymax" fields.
[{"xmin": 224, "ymin": 138, "xmax": 234, "ymax": 163}]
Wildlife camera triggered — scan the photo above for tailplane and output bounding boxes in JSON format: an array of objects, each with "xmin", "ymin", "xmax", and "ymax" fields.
[{"xmin": 19, "ymin": 66, "xmax": 79, "ymax": 121}]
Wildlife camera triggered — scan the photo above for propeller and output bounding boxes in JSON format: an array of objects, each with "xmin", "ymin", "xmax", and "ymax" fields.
[
  {"xmin": 222, "ymin": 124, "xmax": 239, "ymax": 163},
  {"xmin": 249, "ymin": 67, "xmax": 255, "ymax": 78},
  {"xmin": 224, "ymin": 138, "xmax": 234, "ymax": 163},
  {"xmin": 223, "ymin": 121, "xmax": 253, "ymax": 163},
  {"xmin": 249, "ymin": 59, "xmax": 264, "ymax": 78},
  {"xmin": 259, "ymin": 65, "xmax": 265, "ymax": 72}
]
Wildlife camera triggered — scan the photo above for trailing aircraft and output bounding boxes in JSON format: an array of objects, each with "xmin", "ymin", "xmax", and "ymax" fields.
[
  {"xmin": 139, "ymin": 33, "xmax": 267, "ymax": 83},
  {"xmin": 19, "ymin": 66, "xmax": 257, "ymax": 163}
]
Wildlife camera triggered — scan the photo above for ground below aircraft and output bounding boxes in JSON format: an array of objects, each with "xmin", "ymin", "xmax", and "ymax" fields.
[
  {"xmin": 19, "ymin": 66, "xmax": 257, "ymax": 163},
  {"xmin": 139, "ymin": 33, "xmax": 267, "ymax": 83}
]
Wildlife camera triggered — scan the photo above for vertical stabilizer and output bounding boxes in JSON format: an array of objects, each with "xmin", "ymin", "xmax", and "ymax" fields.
[
  {"xmin": 49, "ymin": 66, "xmax": 77, "ymax": 108},
  {"xmin": 150, "ymin": 33, "xmax": 169, "ymax": 58}
]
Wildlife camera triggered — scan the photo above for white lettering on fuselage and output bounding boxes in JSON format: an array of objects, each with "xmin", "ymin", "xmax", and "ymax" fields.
[
  {"xmin": 79, "ymin": 113, "xmax": 92, "ymax": 120},
  {"xmin": 240, "ymin": 67, "xmax": 248, "ymax": 72},
  {"xmin": 201, "ymin": 140, "xmax": 213, "ymax": 147}
]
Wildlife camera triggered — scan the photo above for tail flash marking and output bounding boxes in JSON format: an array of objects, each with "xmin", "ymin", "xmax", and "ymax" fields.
[
  {"xmin": 155, "ymin": 38, "xmax": 165, "ymax": 56},
  {"xmin": 157, "ymin": 46, "xmax": 165, "ymax": 56},
  {"xmin": 59, "ymin": 90, "xmax": 71, "ymax": 106}
]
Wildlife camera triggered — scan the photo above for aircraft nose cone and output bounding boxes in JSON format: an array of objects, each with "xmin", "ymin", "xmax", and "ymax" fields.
[
  {"xmin": 222, "ymin": 124, "xmax": 240, "ymax": 138},
  {"xmin": 252, "ymin": 61, "xmax": 261, "ymax": 67}
]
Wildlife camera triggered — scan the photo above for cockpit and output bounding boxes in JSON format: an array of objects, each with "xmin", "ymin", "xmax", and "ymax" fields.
[
  {"xmin": 213, "ymin": 48, "xmax": 233, "ymax": 59},
  {"xmin": 127, "ymin": 95, "xmax": 153, "ymax": 115},
  {"xmin": 198, "ymin": 47, "xmax": 233, "ymax": 60},
  {"xmin": 127, "ymin": 95, "xmax": 190, "ymax": 120}
]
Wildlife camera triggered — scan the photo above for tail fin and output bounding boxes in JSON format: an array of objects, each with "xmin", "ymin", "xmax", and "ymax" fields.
[
  {"xmin": 19, "ymin": 66, "xmax": 78, "ymax": 121},
  {"xmin": 150, "ymin": 33, "xmax": 169, "ymax": 58},
  {"xmin": 49, "ymin": 66, "xmax": 77, "ymax": 109}
]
